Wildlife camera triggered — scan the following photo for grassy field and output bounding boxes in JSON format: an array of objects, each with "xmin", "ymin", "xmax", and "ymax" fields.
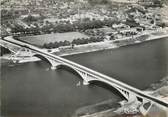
[{"xmin": 20, "ymin": 32, "xmax": 89, "ymax": 46}]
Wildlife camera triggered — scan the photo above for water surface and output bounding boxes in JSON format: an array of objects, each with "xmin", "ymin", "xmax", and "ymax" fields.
[{"xmin": 1, "ymin": 38, "xmax": 168, "ymax": 117}]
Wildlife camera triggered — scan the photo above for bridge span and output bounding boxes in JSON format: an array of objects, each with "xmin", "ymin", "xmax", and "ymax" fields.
[{"xmin": 1, "ymin": 36, "xmax": 168, "ymax": 115}]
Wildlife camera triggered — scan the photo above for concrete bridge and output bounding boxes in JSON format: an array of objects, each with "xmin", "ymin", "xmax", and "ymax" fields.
[
  {"xmin": 0, "ymin": 39, "xmax": 19, "ymax": 54},
  {"xmin": 1, "ymin": 36, "xmax": 168, "ymax": 115}
]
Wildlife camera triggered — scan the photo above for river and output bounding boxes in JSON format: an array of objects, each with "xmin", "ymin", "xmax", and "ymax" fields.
[{"xmin": 1, "ymin": 38, "xmax": 168, "ymax": 117}]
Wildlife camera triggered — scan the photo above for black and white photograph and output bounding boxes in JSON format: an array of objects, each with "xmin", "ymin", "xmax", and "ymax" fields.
[{"xmin": 0, "ymin": 0, "xmax": 168, "ymax": 117}]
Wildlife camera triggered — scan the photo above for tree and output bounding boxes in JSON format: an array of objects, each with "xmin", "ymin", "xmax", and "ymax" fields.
[
  {"xmin": 48, "ymin": 42, "xmax": 55, "ymax": 49},
  {"xmin": 43, "ymin": 43, "xmax": 49, "ymax": 49},
  {"xmin": 53, "ymin": 42, "xmax": 59, "ymax": 48},
  {"xmin": 23, "ymin": 15, "xmax": 38, "ymax": 22},
  {"xmin": 63, "ymin": 40, "xmax": 71, "ymax": 46}
]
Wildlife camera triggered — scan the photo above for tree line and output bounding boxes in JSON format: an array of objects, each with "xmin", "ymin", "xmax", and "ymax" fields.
[
  {"xmin": 10, "ymin": 18, "xmax": 119, "ymax": 36},
  {"xmin": 43, "ymin": 36, "xmax": 104, "ymax": 49}
]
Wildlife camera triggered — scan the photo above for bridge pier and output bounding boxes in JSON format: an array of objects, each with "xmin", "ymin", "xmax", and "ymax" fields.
[
  {"xmin": 83, "ymin": 80, "xmax": 89, "ymax": 85},
  {"xmin": 40, "ymin": 57, "xmax": 61, "ymax": 70},
  {"xmin": 81, "ymin": 73, "xmax": 90, "ymax": 85},
  {"xmin": 82, "ymin": 75, "xmax": 97, "ymax": 85},
  {"xmin": 76, "ymin": 71, "xmax": 93, "ymax": 85},
  {"xmin": 51, "ymin": 66, "xmax": 57, "ymax": 70}
]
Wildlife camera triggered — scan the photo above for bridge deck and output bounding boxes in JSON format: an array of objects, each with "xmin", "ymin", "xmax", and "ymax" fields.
[{"xmin": 1, "ymin": 36, "xmax": 168, "ymax": 107}]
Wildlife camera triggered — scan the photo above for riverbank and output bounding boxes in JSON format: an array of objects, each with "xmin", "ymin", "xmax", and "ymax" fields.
[
  {"xmin": 54, "ymin": 29, "xmax": 168, "ymax": 57},
  {"xmin": 1, "ymin": 28, "xmax": 168, "ymax": 64},
  {"xmin": 73, "ymin": 99, "xmax": 121, "ymax": 117},
  {"xmin": 73, "ymin": 99, "xmax": 142, "ymax": 117}
]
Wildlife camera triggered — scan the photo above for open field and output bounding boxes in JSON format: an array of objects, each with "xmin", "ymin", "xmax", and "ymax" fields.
[{"xmin": 20, "ymin": 32, "xmax": 89, "ymax": 46}]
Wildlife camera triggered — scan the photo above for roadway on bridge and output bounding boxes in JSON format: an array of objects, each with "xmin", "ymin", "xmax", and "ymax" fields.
[{"xmin": 1, "ymin": 37, "xmax": 168, "ymax": 108}]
